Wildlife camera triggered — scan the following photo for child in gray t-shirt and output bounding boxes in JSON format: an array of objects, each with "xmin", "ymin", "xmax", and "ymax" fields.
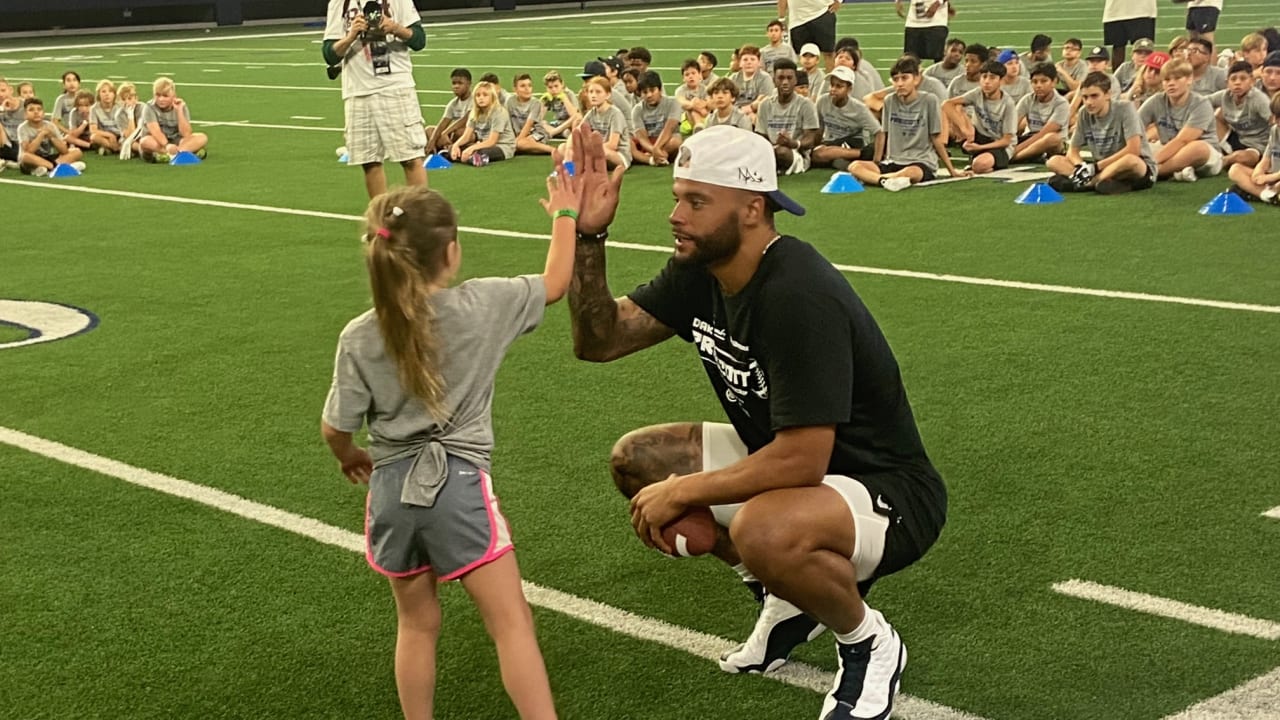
[
  {"xmin": 321, "ymin": 172, "xmax": 580, "ymax": 718},
  {"xmin": 450, "ymin": 82, "xmax": 516, "ymax": 164},
  {"xmin": 1047, "ymin": 72, "xmax": 1155, "ymax": 194}
]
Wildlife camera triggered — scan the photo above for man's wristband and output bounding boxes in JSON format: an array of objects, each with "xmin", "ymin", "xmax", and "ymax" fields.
[{"xmin": 576, "ymin": 229, "xmax": 609, "ymax": 243}]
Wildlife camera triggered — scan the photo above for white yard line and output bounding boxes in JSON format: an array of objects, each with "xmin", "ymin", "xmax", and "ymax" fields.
[
  {"xmin": 0, "ymin": 425, "xmax": 985, "ymax": 720},
  {"xmin": 1263, "ymin": 506, "xmax": 1280, "ymax": 520},
  {"xmin": 1160, "ymin": 666, "xmax": 1280, "ymax": 720},
  {"xmin": 2, "ymin": 178, "xmax": 1278, "ymax": 316},
  {"xmin": 1052, "ymin": 579, "xmax": 1280, "ymax": 641}
]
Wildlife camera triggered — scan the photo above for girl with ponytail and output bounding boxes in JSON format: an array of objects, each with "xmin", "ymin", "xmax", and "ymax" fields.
[{"xmin": 321, "ymin": 147, "xmax": 582, "ymax": 720}]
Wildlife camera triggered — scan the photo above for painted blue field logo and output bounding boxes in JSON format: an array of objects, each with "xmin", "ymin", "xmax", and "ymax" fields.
[{"xmin": 0, "ymin": 300, "xmax": 99, "ymax": 350}]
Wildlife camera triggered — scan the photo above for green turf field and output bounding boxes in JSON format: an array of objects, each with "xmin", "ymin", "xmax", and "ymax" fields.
[{"xmin": 2, "ymin": 1, "xmax": 1279, "ymax": 718}]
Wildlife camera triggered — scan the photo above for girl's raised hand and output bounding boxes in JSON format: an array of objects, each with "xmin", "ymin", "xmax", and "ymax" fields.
[{"xmin": 539, "ymin": 153, "xmax": 583, "ymax": 217}]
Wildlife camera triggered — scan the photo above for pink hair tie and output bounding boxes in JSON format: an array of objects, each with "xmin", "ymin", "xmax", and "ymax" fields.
[{"xmin": 375, "ymin": 228, "xmax": 391, "ymax": 239}]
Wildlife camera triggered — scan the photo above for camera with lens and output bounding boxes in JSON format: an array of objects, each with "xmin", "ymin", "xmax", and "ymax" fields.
[{"xmin": 327, "ymin": 1, "xmax": 391, "ymax": 80}]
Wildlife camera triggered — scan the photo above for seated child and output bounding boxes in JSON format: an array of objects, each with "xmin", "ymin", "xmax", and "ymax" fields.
[
  {"xmin": 754, "ymin": 59, "xmax": 820, "ymax": 174},
  {"xmin": 427, "ymin": 68, "xmax": 473, "ymax": 153},
  {"xmin": 999, "ymin": 49, "xmax": 1032, "ymax": 103},
  {"xmin": 1226, "ymin": 93, "xmax": 1280, "ymax": 204},
  {"xmin": 565, "ymin": 76, "xmax": 632, "ymax": 170},
  {"xmin": 811, "ymin": 66, "xmax": 882, "ymax": 171},
  {"xmin": 850, "ymin": 56, "xmax": 967, "ymax": 191},
  {"xmin": 702, "ymin": 78, "xmax": 753, "ymax": 131},
  {"xmin": 1211, "ymin": 61, "xmax": 1273, "ymax": 169},
  {"xmin": 50, "ymin": 70, "xmax": 81, "ymax": 131},
  {"xmin": 0, "ymin": 78, "xmax": 22, "ymax": 168},
  {"xmin": 729, "ymin": 45, "xmax": 775, "ymax": 119},
  {"xmin": 761, "ymin": 20, "xmax": 798, "ymax": 73},
  {"xmin": 924, "ymin": 39, "xmax": 968, "ymax": 88},
  {"xmin": 799, "ymin": 44, "xmax": 826, "ymax": 99},
  {"xmin": 17, "ymin": 97, "xmax": 84, "ymax": 176},
  {"xmin": 673, "ymin": 59, "xmax": 709, "ymax": 132},
  {"xmin": 1114, "ymin": 38, "xmax": 1155, "ymax": 94},
  {"xmin": 89, "ymin": 80, "xmax": 123, "ymax": 154},
  {"xmin": 1012, "ymin": 63, "xmax": 1070, "ymax": 162},
  {"xmin": 943, "ymin": 59, "xmax": 1017, "ymax": 173},
  {"xmin": 539, "ymin": 71, "xmax": 579, "ymax": 140},
  {"xmin": 63, "ymin": 90, "xmax": 94, "ymax": 151},
  {"xmin": 1125, "ymin": 51, "xmax": 1169, "ymax": 109},
  {"xmin": 115, "ymin": 82, "xmax": 148, "ymax": 160},
  {"xmin": 138, "ymin": 77, "xmax": 209, "ymax": 163},
  {"xmin": 698, "ymin": 51, "xmax": 719, "ymax": 88},
  {"xmin": 1047, "ymin": 72, "xmax": 1156, "ymax": 194},
  {"xmin": 1055, "ymin": 39, "xmax": 1087, "ymax": 95},
  {"xmin": 631, "ymin": 71, "xmax": 682, "ymax": 165},
  {"xmin": 507, "ymin": 73, "xmax": 554, "ymax": 156},
  {"xmin": 1137, "ymin": 59, "xmax": 1224, "ymax": 181},
  {"xmin": 449, "ymin": 81, "xmax": 515, "ymax": 166}
]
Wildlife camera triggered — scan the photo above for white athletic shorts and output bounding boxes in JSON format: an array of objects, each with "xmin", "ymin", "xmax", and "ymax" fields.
[
  {"xmin": 344, "ymin": 86, "xmax": 427, "ymax": 166},
  {"xmin": 702, "ymin": 422, "xmax": 888, "ymax": 582}
]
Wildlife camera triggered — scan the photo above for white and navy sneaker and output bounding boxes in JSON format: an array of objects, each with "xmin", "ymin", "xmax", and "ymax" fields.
[
  {"xmin": 820, "ymin": 611, "xmax": 907, "ymax": 720},
  {"xmin": 719, "ymin": 592, "xmax": 826, "ymax": 674}
]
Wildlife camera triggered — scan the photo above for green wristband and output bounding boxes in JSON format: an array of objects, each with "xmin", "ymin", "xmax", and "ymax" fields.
[{"xmin": 555, "ymin": 208, "xmax": 579, "ymax": 221}]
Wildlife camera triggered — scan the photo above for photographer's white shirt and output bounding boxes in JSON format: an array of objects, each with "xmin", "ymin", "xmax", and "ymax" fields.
[{"xmin": 324, "ymin": 0, "xmax": 422, "ymax": 99}]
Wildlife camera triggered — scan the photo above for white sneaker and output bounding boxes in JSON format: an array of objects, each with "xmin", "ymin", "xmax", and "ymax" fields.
[
  {"xmin": 881, "ymin": 177, "xmax": 912, "ymax": 192},
  {"xmin": 32, "ymin": 166, "xmax": 49, "ymax": 177},
  {"xmin": 335, "ymin": 145, "xmax": 347, "ymax": 158},
  {"xmin": 1200, "ymin": 147, "xmax": 1224, "ymax": 177},
  {"xmin": 70, "ymin": 161, "xmax": 87, "ymax": 172},
  {"xmin": 1172, "ymin": 166, "xmax": 1197, "ymax": 183},
  {"xmin": 1260, "ymin": 185, "xmax": 1278, "ymax": 204},
  {"xmin": 719, "ymin": 593, "xmax": 826, "ymax": 674},
  {"xmin": 819, "ymin": 610, "xmax": 907, "ymax": 720}
]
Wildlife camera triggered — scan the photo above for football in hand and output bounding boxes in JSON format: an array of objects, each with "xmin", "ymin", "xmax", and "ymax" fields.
[{"xmin": 659, "ymin": 507, "xmax": 717, "ymax": 557}]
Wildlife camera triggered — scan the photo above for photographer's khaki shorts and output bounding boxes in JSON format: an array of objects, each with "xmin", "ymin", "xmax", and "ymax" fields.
[{"xmin": 344, "ymin": 86, "xmax": 427, "ymax": 165}]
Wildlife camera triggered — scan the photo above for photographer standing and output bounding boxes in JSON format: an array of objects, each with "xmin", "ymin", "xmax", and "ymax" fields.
[{"xmin": 323, "ymin": 0, "xmax": 428, "ymax": 199}]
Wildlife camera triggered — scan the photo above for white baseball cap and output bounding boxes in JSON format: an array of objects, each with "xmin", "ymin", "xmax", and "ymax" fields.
[
  {"xmin": 828, "ymin": 65, "xmax": 857, "ymax": 85},
  {"xmin": 673, "ymin": 125, "xmax": 805, "ymax": 215},
  {"xmin": 800, "ymin": 42, "xmax": 821, "ymax": 57}
]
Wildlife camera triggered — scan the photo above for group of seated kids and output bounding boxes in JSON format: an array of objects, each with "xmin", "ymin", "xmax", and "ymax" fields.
[
  {"xmin": 414, "ymin": 21, "xmax": 1280, "ymax": 205},
  {"xmin": 0, "ymin": 71, "xmax": 209, "ymax": 176}
]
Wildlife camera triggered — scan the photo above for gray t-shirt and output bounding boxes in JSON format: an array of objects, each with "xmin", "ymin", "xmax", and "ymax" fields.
[
  {"xmin": 1016, "ymin": 91, "xmax": 1070, "ymax": 134},
  {"xmin": 51, "ymin": 92, "xmax": 76, "ymax": 124},
  {"xmin": 143, "ymin": 100, "xmax": 191, "ymax": 142},
  {"xmin": 947, "ymin": 74, "xmax": 980, "ymax": 98},
  {"xmin": 0, "ymin": 104, "xmax": 21, "ymax": 142},
  {"xmin": 540, "ymin": 91, "xmax": 576, "ymax": 125},
  {"xmin": 1114, "ymin": 61, "xmax": 1139, "ymax": 93},
  {"xmin": 1001, "ymin": 76, "xmax": 1032, "ymax": 105},
  {"xmin": 115, "ymin": 103, "xmax": 146, "ymax": 133},
  {"xmin": 729, "ymin": 71, "xmax": 775, "ymax": 108},
  {"xmin": 761, "ymin": 43, "xmax": 798, "ymax": 74},
  {"xmin": 17, "ymin": 120, "xmax": 57, "ymax": 155},
  {"xmin": 504, "ymin": 95, "xmax": 545, "ymax": 135},
  {"xmin": 815, "ymin": 95, "xmax": 881, "ymax": 144},
  {"xmin": 1138, "ymin": 92, "xmax": 1215, "ymax": 144},
  {"xmin": 674, "ymin": 83, "xmax": 708, "ymax": 106},
  {"xmin": 754, "ymin": 94, "xmax": 819, "ymax": 144},
  {"xmin": 631, "ymin": 95, "xmax": 681, "ymax": 138},
  {"xmin": 467, "ymin": 105, "xmax": 516, "ymax": 159},
  {"xmin": 1265, "ymin": 126, "xmax": 1280, "ymax": 170},
  {"xmin": 1056, "ymin": 60, "xmax": 1088, "ymax": 92},
  {"xmin": 1192, "ymin": 66, "xmax": 1228, "ymax": 96},
  {"xmin": 323, "ymin": 275, "xmax": 546, "ymax": 468},
  {"xmin": 585, "ymin": 104, "xmax": 632, "ymax": 161},
  {"xmin": 883, "ymin": 91, "xmax": 942, "ymax": 170},
  {"xmin": 1210, "ymin": 88, "xmax": 1272, "ymax": 152},
  {"xmin": 703, "ymin": 106, "xmax": 754, "ymax": 131},
  {"xmin": 90, "ymin": 103, "xmax": 122, "ymax": 134},
  {"xmin": 923, "ymin": 61, "xmax": 964, "ymax": 88},
  {"xmin": 961, "ymin": 87, "xmax": 1017, "ymax": 156},
  {"xmin": 1073, "ymin": 101, "xmax": 1155, "ymax": 173},
  {"xmin": 64, "ymin": 106, "xmax": 92, "ymax": 137},
  {"xmin": 917, "ymin": 75, "xmax": 949, "ymax": 100},
  {"xmin": 803, "ymin": 68, "xmax": 826, "ymax": 95},
  {"xmin": 442, "ymin": 94, "xmax": 473, "ymax": 123},
  {"xmin": 858, "ymin": 60, "xmax": 885, "ymax": 91}
]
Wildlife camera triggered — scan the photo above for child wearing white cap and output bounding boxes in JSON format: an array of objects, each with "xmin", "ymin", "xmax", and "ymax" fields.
[{"xmin": 799, "ymin": 43, "xmax": 827, "ymax": 97}]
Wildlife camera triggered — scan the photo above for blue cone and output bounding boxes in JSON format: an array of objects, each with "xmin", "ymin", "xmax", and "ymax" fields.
[
  {"xmin": 425, "ymin": 153, "xmax": 452, "ymax": 170},
  {"xmin": 50, "ymin": 164, "xmax": 81, "ymax": 178},
  {"xmin": 1015, "ymin": 182, "xmax": 1064, "ymax": 204},
  {"xmin": 1198, "ymin": 190, "xmax": 1253, "ymax": 216},
  {"xmin": 169, "ymin": 151, "xmax": 201, "ymax": 165},
  {"xmin": 337, "ymin": 153, "xmax": 348, "ymax": 163},
  {"xmin": 821, "ymin": 172, "xmax": 863, "ymax": 194}
]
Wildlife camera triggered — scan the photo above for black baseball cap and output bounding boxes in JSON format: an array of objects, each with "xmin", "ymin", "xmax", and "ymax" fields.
[
  {"xmin": 1031, "ymin": 34, "xmax": 1052, "ymax": 51},
  {"xmin": 1086, "ymin": 45, "xmax": 1109, "ymax": 61},
  {"xmin": 578, "ymin": 60, "xmax": 607, "ymax": 79},
  {"xmin": 598, "ymin": 55, "xmax": 623, "ymax": 73},
  {"xmin": 1264, "ymin": 51, "xmax": 1280, "ymax": 69}
]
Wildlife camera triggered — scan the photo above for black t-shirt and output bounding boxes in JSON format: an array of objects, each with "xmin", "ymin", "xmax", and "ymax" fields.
[{"xmin": 629, "ymin": 236, "xmax": 945, "ymax": 567}]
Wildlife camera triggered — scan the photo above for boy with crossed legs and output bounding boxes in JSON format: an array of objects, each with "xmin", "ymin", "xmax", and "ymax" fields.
[{"xmin": 1047, "ymin": 72, "xmax": 1156, "ymax": 194}]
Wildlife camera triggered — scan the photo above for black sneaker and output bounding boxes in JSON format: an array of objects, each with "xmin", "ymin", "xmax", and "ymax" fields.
[
  {"xmin": 1095, "ymin": 179, "xmax": 1131, "ymax": 195},
  {"xmin": 1227, "ymin": 185, "xmax": 1259, "ymax": 203},
  {"xmin": 719, "ymin": 592, "xmax": 826, "ymax": 674},
  {"xmin": 1047, "ymin": 173, "xmax": 1075, "ymax": 193},
  {"xmin": 820, "ymin": 611, "xmax": 907, "ymax": 720}
]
